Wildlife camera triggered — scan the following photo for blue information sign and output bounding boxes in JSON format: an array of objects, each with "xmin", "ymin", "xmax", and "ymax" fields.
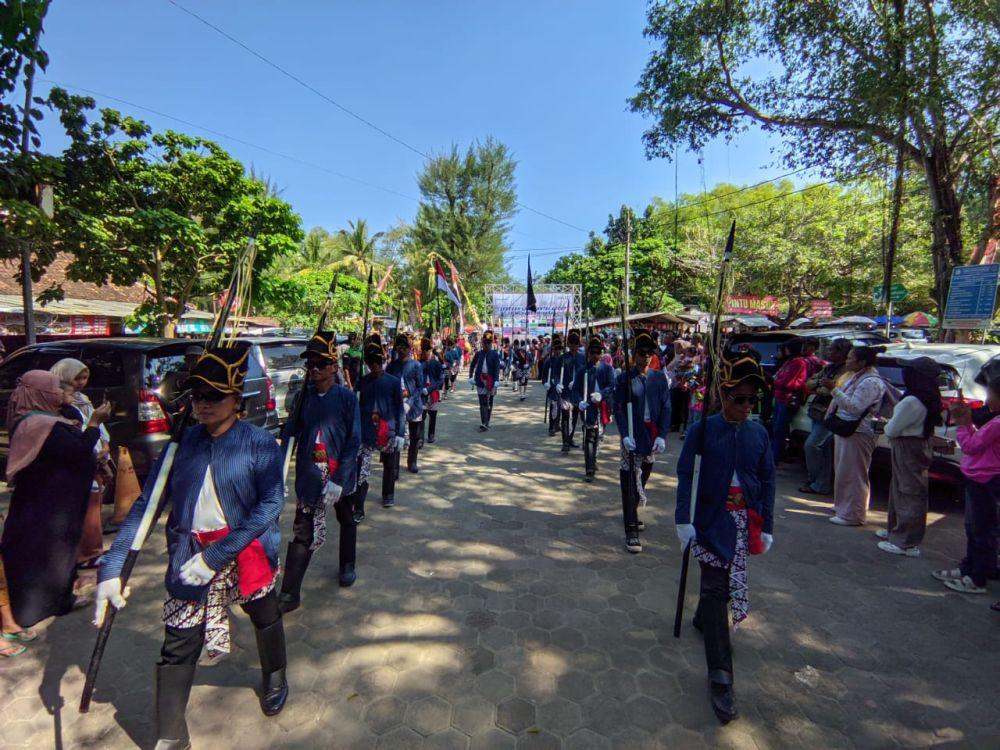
[{"xmin": 943, "ymin": 264, "xmax": 1000, "ymax": 329}]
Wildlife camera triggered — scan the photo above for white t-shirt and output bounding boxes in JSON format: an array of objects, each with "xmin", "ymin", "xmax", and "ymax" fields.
[{"xmin": 192, "ymin": 465, "xmax": 226, "ymax": 531}]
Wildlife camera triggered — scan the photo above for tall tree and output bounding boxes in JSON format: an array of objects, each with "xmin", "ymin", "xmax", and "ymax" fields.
[
  {"xmin": 629, "ymin": 0, "xmax": 999, "ymax": 315},
  {"xmin": 412, "ymin": 137, "xmax": 517, "ymax": 309},
  {"xmin": 333, "ymin": 218, "xmax": 383, "ymax": 278},
  {"xmin": 49, "ymin": 89, "xmax": 302, "ymax": 335}
]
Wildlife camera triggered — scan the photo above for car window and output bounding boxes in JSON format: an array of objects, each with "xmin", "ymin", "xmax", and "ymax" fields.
[
  {"xmin": 81, "ymin": 349, "xmax": 125, "ymax": 389},
  {"xmin": 877, "ymin": 362, "xmax": 959, "ymax": 391},
  {"xmin": 145, "ymin": 354, "xmax": 188, "ymax": 403},
  {"xmin": 0, "ymin": 349, "xmax": 79, "ymax": 390},
  {"xmin": 261, "ymin": 342, "xmax": 305, "ymax": 372},
  {"xmin": 246, "ymin": 350, "xmax": 265, "ymax": 379},
  {"xmin": 731, "ymin": 340, "xmax": 784, "ymax": 368}
]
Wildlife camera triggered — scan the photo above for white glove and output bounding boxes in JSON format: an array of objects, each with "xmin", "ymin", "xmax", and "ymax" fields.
[
  {"xmin": 555, "ymin": 384, "xmax": 563, "ymax": 394},
  {"xmin": 468, "ymin": 378, "xmax": 476, "ymax": 390},
  {"xmin": 652, "ymin": 437, "xmax": 666, "ymax": 454},
  {"xmin": 578, "ymin": 401, "xmax": 589, "ymax": 412},
  {"xmin": 421, "ymin": 388, "xmax": 428, "ymax": 396},
  {"xmin": 676, "ymin": 523, "xmax": 696, "ymax": 551},
  {"xmin": 180, "ymin": 553, "xmax": 215, "ymax": 586},
  {"xmin": 393, "ymin": 435, "xmax": 406, "ymax": 452},
  {"xmin": 590, "ymin": 392, "xmax": 602, "ymax": 403},
  {"xmin": 93, "ymin": 578, "xmax": 130, "ymax": 627},
  {"xmin": 761, "ymin": 533, "xmax": 773, "ymax": 554},
  {"xmin": 623, "ymin": 436, "xmax": 636, "ymax": 451},
  {"xmin": 323, "ymin": 481, "xmax": 343, "ymax": 505}
]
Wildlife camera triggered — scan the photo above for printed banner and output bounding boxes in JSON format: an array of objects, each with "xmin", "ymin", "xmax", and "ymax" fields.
[
  {"xmin": 491, "ymin": 292, "xmax": 574, "ymax": 319},
  {"xmin": 725, "ymin": 294, "xmax": 779, "ymax": 317},
  {"xmin": 810, "ymin": 299, "xmax": 833, "ymax": 319}
]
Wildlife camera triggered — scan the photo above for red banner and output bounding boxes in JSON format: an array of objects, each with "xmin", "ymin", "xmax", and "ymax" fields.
[
  {"xmin": 70, "ymin": 315, "xmax": 110, "ymax": 336},
  {"xmin": 414, "ymin": 288, "xmax": 422, "ymax": 318},
  {"xmin": 810, "ymin": 299, "xmax": 834, "ymax": 319},
  {"xmin": 724, "ymin": 295, "xmax": 779, "ymax": 316}
]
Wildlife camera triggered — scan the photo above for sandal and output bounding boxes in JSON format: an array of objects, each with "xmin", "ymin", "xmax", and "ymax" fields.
[
  {"xmin": 798, "ymin": 485, "xmax": 824, "ymax": 495},
  {"xmin": 0, "ymin": 641, "xmax": 26, "ymax": 657},
  {"xmin": 2, "ymin": 629, "xmax": 38, "ymax": 644}
]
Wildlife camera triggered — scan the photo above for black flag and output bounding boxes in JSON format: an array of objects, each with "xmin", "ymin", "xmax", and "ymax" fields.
[{"xmin": 526, "ymin": 256, "xmax": 537, "ymax": 312}]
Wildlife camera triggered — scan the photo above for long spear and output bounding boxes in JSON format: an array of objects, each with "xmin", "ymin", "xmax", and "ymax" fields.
[
  {"xmin": 673, "ymin": 219, "xmax": 735, "ymax": 638},
  {"xmin": 80, "ymin": 230, "xmax": 258, "ymax": 713},
  {"xmin": 282, "ymin": 272, "xmax": 339, "ymax": 482},
  {"xmin": 356, "ymin": 265, "xmax": 375, "ymax": 389}
]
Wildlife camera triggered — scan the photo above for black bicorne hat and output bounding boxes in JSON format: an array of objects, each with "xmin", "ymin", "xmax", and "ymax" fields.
[
  {"xmin": 364, "ymin": 341, "xmax": 385, "ymax": 363},
  {"xmin": 394, "ymin": 333, "xmax": 411, "ymax": 350},
  {"xmin": 719, "ymin": 352, "xmax": 767, "ymax": 391},
  {"xmin": 301, "ymin": 331, "xmax": 337, "ymax": 362},
  {"xmin": 420, "ymin": 336, "xmax": 433, "ymax": 352},
  {"xmin": 587, "ymin": 336, "xmax": 604, "ymax": 354},
  {"xmin": 632, "ymin": 330, "xmax": 656, "ymax": 355},
  {"xmin": 567, "ymin": 330, "xmax": 581, "ymax": 346},
  {"xmin": 482, "ymin": 331, "xmax": 494, "ymax": 345},
  {"xmin": 186, "ymin": 343, "xmax": 250, "ymax": 396},
  {"xmin": 551, "ymin": 336, "xmax": 564, "ymax": 350}
]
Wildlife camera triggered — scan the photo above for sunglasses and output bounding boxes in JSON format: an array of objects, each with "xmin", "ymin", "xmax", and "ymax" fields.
[
  {"xmin": 727, "ymin": 394, "xmax": 759, "ymax": 406},
  {"xmin": 191, "ymin": 390, "xmax": 229, "ymax": 403},
  {"xmin": 305, "ymin": 359, "xmax": 333, "ymax": 370}
]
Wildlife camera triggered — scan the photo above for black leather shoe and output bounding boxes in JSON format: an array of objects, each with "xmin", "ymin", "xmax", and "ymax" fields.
[
  {"xmin": 480, "ymin": 424, "xmax": 488, "ymax": 432},
  {"xmin": 352, "ymin": 511, "xmax": 365, "ymax": 524},
  {"xmin": 407, "ymin": 464, "xmax": 419, "ymax": 474},
  {"xmin": 339, "ymin": 563, "xmax": 357, "ymax": 587},
  {"xmin": 276, "ymin": 592, "xmax": 300, "ymax": 615},
  {"xmin": 261, "ymin": 667, "xmax": 288, "ymax": 716},
  {"xmin": 625, "ymin": 533, "xmax": 642, "ymax": 554},
  {"xmin": 382, "ymin": 495, "xmax": 395, "ymax": 508},
  {"xmin": 428, "ymin": 435, "xmax": 435, "ymax": 444},
  {"xmin": 710, "ymin": 681, "xmax": 738, "ymax": 724}
]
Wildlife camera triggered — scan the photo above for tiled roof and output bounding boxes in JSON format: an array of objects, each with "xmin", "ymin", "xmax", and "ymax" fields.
[{"xmin": 0, "ymin": 252, "xmax": 149, "ymax": 304}]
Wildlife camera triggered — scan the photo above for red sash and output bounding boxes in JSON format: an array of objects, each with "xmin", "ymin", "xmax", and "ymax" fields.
[
  {"xmin": 726, "ymin": 488, "xmax": 764, "ymax": 555},
  {"xmin": 644, "ymin": 420, "xmax": 659, "ymax": 443},
  {"xmin": 481, "ymin": 373, "xmax": 495, "ymax": 391},
  {"xmin": 376, "ymin": 417, "xmax": 391, "ymax": 449},
  {"xmin": 193, "ymin": 526, "xmax": 272, "ymax": 597},
  {"xmin": 599, "ymin": 401, "xmax": 611, "ymax": 426},
  {"xmin": 430, "ymin": 390, "xmax": 441, "ymax": 404}
]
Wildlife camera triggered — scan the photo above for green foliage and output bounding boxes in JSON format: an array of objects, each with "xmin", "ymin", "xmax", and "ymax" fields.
[
  {"xmin": 256, "ymin": 270, "xmax": 391, "ymax": 332},
  {"xmin": 629, "ymin": 0, "xmax": 999, "ymax": 312},
  {"xmin": 411, "ymin": 137, "xmax": 517, "ymax": 301},
  {"xmin": 47, "ymin": 88, "xmax": 303, "ymax": 335},
  {"xmin": 546, "ymin": 181, "xmax": 935, "ymax": 323}
]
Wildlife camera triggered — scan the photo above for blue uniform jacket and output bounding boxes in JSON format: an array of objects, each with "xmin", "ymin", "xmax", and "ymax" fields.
[
  {"xmin": 469, "ymin": 349, "xmax": 501, "ymax": 388},
  {"xmin": 283, "ymin": 384, "xmax": 361, "ymax": 506},
  {"xmin": 579, "ymin": 361, "xmax": 616, "ymax": 426},
  {"xmin": 100, "ymin": 420, "xmax": 284, "ymax": 601},
  {"xmin": 358, "ymin": 372, "xmax": 406, "ymax": 447},
  {"xmin": 614, "ymin": 367, "xmax": 671, "ymax": 457},
  {"xmin": 675, "ymin": 414, "xmax": 775, "ymax": 564},
  {"xmin": 562, "ymin": 351, "xmax": 586, "ymax": 401},
  {"xmin": 387, "ymin": 358, "xmax": 425, "ymax": 421},
  {"xmin": 512, "ymin": 348, "xmax": 532, "ymax": 369},
  {"xmin": 423, "ymin": 357, "xmax": 446, "ymax": 392}
]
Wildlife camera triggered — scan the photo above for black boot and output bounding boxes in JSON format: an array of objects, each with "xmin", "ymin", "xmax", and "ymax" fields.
[
  {"xmin": 418, "ymin": 413, "xmax": 426, "ymax": 449},
  {"xmin": 382, "ymin": 452, "xmax": 397, "ymax": 506},
  {"xmin": 255, "ymin": 620, "xmax": 289, "ymax": 716},
  {"xmin": 407, "ymin": 422, "xmax": 420, "ymax": 473},
  {"xmin": 154, "ymin": 663, "xmax": 196, "ymax": 750},
  {"xmin": 336, "ymin": 500, "xmax": 357, "ymax": 587},
  {"xmin": 640, "ymin": 461, "xmax": 653, "ymax": 489},
  {"xmin": 352, "ymin": 481, "xmax": 369, "ymax": 524},
  {"xmin": 277, "ymin": 541, "xmax": 312, "ymax": 615},
  {"xmin": 709, "ymin": 678, "xmax": 738, "ymax": 724},
  {"xmin": 560, "ymin": 409, "xmax": 571, "ymax": 452},
  {"xmin": 619, "ymin": 470, "xmax": 641, "ymax": 553},
  {"xmin": 427, "ymin": 412, "xmax": 437, "ymax": 444}
]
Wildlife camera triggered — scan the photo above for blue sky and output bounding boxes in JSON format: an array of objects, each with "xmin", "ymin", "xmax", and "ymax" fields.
[{"xmin": 36, "ymin": 1, "xmax": 801, "ymax": 281}]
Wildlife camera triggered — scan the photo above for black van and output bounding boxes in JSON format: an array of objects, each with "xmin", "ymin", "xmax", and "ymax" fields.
[{"xmin": 0, "ymin": 338, "xmax": 278, "ymax": 480}]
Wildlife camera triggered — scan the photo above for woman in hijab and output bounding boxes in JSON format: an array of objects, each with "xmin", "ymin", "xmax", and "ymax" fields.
[
  {"xmin": 50, "ymin": 358, "xmax": 112, "ymax": 569},
  {"xmin": 0, "ymin": 370, "xmax": 111, "ymax": 627},
  {"xmin": 878, "ymin": 358, "xmax": 942, "ymax": 556}
]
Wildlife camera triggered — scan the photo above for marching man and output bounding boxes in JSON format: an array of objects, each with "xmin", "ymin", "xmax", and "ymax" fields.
[
  {"xmin": 468, "ymin": 331, "xmax": 501, "ymax": 431},
  {"xmin": 420, "ymin": 337, "xmax": 446, "ymax": 444},
  {"xmin": 675, "ymin": 352, "xmax": 775, "ymax": 724},
  {"xmin": 96, "ymin": 344, "xmax": 290, "ymax": 749},
  {"xmin": 278, "ymin": 332, "xmax": 362, "ymax": 615},
  {"xmin": 577, "ymin": 335, "xmax": 615, "ymax": 481},
  {"xmin": 558, "ymin": 331, "xmax": 586, "ymax": 452},
  {"xmin": 541, "ymin": 335, "xmax": 564, "ymax": 437},
  {"xmin": 386, "ymin": 334, "xmax": 426, "ymax": 474},
  {"xmin": 512, "ymin": 339, "xmax": 533, "ymax": 401},
  {"xmin": 614, "ymin": 330, "xmax": 671, "ymax": 553},
  {"xmin": 357, "ymin": 340, "xmax": 407, "ymax": 510}
]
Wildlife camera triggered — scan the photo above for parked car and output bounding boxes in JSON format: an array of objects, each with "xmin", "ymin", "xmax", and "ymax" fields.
[
  {"xmin": 242, "ymin": 336, "xmax": 308, "ymax": 424},
  {"xmin": 887, "ymin": 328, "xmax": 932, "ymax": 343},
  {"xmin": 728, "ymin": 328, "xmax": 890, "ymax": 376},
  {"xmin": 789, "ymin": 342, "xmax": 1000, "ymax": 483},
  {"xmin": 0, "ymin": 338, "xmax": 279, "ymax": 480}
]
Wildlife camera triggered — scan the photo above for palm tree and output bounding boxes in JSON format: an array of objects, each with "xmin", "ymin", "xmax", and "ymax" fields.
[{"xmin": 333, "ymin": 219, "xmax": 384, "ymax": 278}]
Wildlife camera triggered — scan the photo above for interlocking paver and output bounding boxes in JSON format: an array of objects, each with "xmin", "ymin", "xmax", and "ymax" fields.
[{"xmin": 2, "ymin": 385, "xmax": 998, "ymax": 748}]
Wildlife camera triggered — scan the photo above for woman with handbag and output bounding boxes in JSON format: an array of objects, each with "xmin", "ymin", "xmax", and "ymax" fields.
[{"xmin": 822, "ymin": 346, "xmax": 887, "ymax": 526}]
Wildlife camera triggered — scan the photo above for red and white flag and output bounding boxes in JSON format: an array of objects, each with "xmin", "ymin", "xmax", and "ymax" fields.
[{"xmin": 436, "ymin": 260, "xmax": 462, "ymax": 308}]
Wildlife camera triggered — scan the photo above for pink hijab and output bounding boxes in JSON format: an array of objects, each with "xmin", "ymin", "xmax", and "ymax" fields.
[{"xmin": 5, "ymin": 370, "xmax": 73, "ymax": 484}]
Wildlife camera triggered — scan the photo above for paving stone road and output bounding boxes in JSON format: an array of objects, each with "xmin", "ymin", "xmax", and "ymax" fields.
[{"xmin": 1, "ymin": 382, "xmax": 998, "ymax": 749}]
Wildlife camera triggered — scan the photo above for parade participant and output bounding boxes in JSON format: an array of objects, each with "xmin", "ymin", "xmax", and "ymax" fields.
[
  {"xmin": 614, "ymin": 330, "xmax": 671, "ymax": 553},
  {"xmin": 278, "ymin": 332, "xmax": 362, "ymax": 614},
  {"xmin": 559, "ymin": 331, "xmax": 587, "ymax": 452},
  {"xmin": 675, "ymin": 352, "xmax": 775, "ymax": 724},
  {"xmin": 420, "ymin": 337, "xmax": 445, "ymax": 445},
  {"xmin": 440, "ymin": 339, "xmax": 453, "ymax": 400},
  {"xmin": 96, "ymin": 344, "xmax": 290, "ymax": 748},
  {"xmin": 2, "ymin": 371, "xmax": 112, "ymax": 627},
  {"xmin": 357, "ymin": 341, "xmax": 407, "ymax": 510},
  {"xmin": 448, "ymin": 338, "xmax": 464, "ymax": 391},
  {"xmin": 512, "ymin": 339, "xmax": 533, "ymax": 401},
  {"xmin": 500, "ymin": 336, "xmax": 511, "ymax": 384},
  {"xmin": 577, "ymin": 336, "xmax": 615, "ymax": 481},
  {"xmin": 468, "ymin": 331, "xmax": 501, "ymax": 430},
  {"xmin": 386, "ymin": 334, "xmax": 426, "ymax": 474},
  {"xmin": 341, "ymin": 332, "xmax": 362, "ymax": 390},
  {"xmin": 541, "ymin": 335, "xmax": 564, "ymax": 436}
]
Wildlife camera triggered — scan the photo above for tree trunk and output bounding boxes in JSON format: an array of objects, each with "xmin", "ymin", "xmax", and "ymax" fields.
[
  {"xmin": 970, "ymin": 175, "xmax": 1000, "ymax": 265},
  {"xmin": 924, "ymin": 146, "xmax": 964, "ymax": 330}
]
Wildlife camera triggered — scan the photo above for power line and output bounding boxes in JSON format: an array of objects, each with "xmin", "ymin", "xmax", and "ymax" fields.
[
  {"xmin": 165, "ymin": 0, "xmax": 591, "ymax": 235},
  {"xmin": 41, "ymin": 79, "xmax": 422, "ymax": 205}
]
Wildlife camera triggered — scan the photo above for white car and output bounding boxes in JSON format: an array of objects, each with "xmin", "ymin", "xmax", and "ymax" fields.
[{"xmin": 791, "ymin": 342, "xmax": 1000, "ymax": 483}]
